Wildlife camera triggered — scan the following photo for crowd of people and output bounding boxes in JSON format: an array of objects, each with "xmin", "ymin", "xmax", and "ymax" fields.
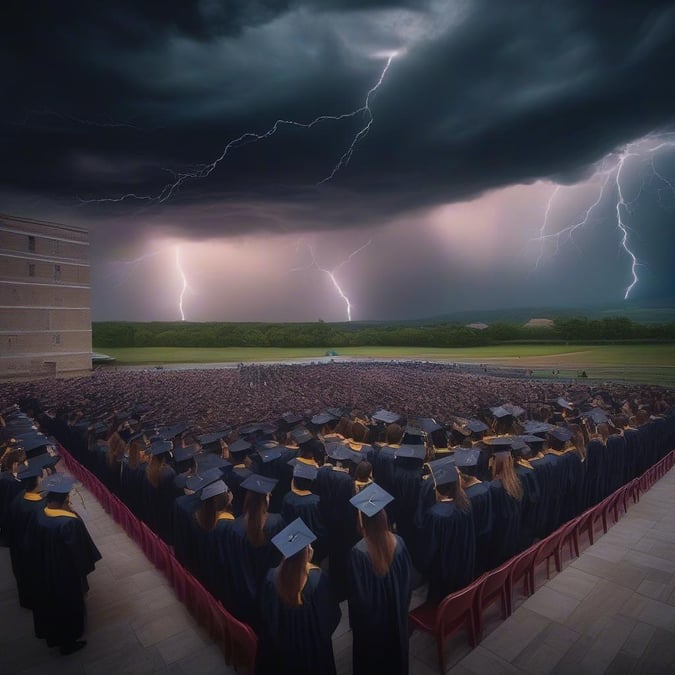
[{"xmin": 1, "ymin": 361, "xmax": 674, "ymax": 673}]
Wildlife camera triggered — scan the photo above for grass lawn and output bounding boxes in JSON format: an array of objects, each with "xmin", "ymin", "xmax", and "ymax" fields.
[{"xmin": 96, "ymin": 344, "xmax": 675, "ymax": 385}]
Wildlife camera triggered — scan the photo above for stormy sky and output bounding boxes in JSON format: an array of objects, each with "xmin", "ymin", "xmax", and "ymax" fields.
[{"xmin": 2, "ymin": 0, "xmax": 675, "ymax": 322}]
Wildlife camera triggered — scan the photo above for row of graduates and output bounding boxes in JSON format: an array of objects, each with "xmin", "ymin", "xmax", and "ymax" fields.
[{"xmin": 0, "ymin": 420, "xmax": 101, "ymax": 656}]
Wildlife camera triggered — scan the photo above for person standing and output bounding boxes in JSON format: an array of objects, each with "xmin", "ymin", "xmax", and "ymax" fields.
[
  {"xmin": 23, "ymin": 473, "xmax": 101, "ymax": 655},
  {"xmin": 256, "ymin": 517, "xmax": 341, "ymax": 675},
  {"xmin": 348, "ymin": 483, "xmax": 413, "ymax": 675}
]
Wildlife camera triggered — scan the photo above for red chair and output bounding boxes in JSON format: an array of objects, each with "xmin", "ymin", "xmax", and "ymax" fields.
[
  {"xmin": 557, "ymin": 516, "xmax": 581, "ymax": 565},
  {"xmin": 409, "ymin": 579, "xmax": 482, "ymax": 674},
  {"xmin": 510, "ymin": 544, "xmax": 538, "ymax": 598},
  {"xmin": 474, "ymin": 558, "xmax": 513, "ymax": 641},
  {"xmin": 601, "ymin": 490, "xmax": 623, "ymax": 531},
  {"xmin": 532, "ymin": 528, "xmax": 565, "ymax": 586},
  {"xmin": 578, "ymin": 497, "xmax": 608, "ymax": 546},
  {"xmin": 219, "ymin": 604, "xmax": 258, "ymax": 673}
]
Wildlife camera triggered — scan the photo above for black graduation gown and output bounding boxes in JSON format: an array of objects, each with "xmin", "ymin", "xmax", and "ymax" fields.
[
  {"xmin": 8, "ymin": 491, "xmax": 46, "ymax": 607},
  {"xmin": 141, "ymin": 465, "xmax": 177, "ymax": 544},
  {"xmin": 228, "ymin": 466, "xmax": 253, "ymax": 517},
  {"xmin": 348, "ymin": 536, "xmax": 413, "ymax": 675},
  {"xmin": 120, "ymin": 460, "xmax": 147, "ymax": 518},
  {"xmin": 422, "ymin": 501, "xmax": 475, "ymax": 604},
  {"xmin": 24, "ymin": 507, "xmax": 101, "ymax": 646},
  {"xmin": 0, "ymin": 472, "xmax": 25, "ymax": 546},
  {"xmin": 172, "ymin": 493, "xmax": 201, "ymax": 575},
  {"xmin": 220, "ymin": 513, "xmax": 285, "ymax": 630},
  {"xmin": 606, "ymin": 435, "xmax": 627, "ymax": 496},
  {"xmin": 465, "ymin": 481, "xmax": 493, "ymax": 577},
  {"xmin": 488, "ymin": 480, "xmax": 521, "ymax": 567},
  {"xmin": 281, "ymin": 491, "xmax": 329, "ymax": 563},
  {"xmin": 314, "ymin": 466, "xmax": 357, "ymax": 601},
  {"xmin": 256, "ymin": 565, "xmax": 341, "ymax": 675},
  {"xmin": 206, "ymin": 512, "xmax": 236, "ymax": 607},
  {"xmin": 389, "ymin": 461, "xmax": 424, "ymax": 552},
  {"xmin": 583, "ymin": 440, "xmax": 605, "ymax": 509},
  {"xmin": 530, "ymin": 455, "xmax": 556, "ymax": 538},
  {"xmin": 412, "ymin": 478, "xmax": 436, "ymax": 570},
  {"xmin": 515, "ymin": 463, "xmax": 540, "ymax": 551}
]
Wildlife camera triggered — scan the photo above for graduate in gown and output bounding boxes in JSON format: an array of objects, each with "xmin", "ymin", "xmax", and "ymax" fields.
[
  {"xmin": 8, "ymin": 458, "xmax": 48, "ymax": 608},
  {"xmin": 348, "ymin": 483, "xmax": 413, "ymax": 675},
  {"xmin": 280, "ymin": 462, "xmax": 328, "ymax": 563},
  {"xmin": 487, "ymin": 441, "xmax": 523, "ymax": 565},
  {"xmin": 256, "ymin": 518, "xmax": 341, "ymax": 675},
  {"xmin": 421, "ymin": 458, "xmax": 475, "ymax": 604},
  {"xmin": 0, "ymin": 445, "xmax": 27, "ymax": 545},
  {"xmin": 221, "ymin": 474, "xmax": 284, "ymax": 630},
  {"xmin": 455, "ymin": 447, "xmax": 493, "ymax": 577},
  {"xmin": 141, "ymin": 440, "xmax": 177, "ymax": 543},
  {"xmin": 24, "ymin": 473, "xmax": 101, "ymax": 655}
]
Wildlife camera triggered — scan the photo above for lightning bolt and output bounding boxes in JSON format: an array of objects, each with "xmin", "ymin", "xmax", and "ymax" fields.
[
  {"xmin": 83, "ymin": 54, "xmax": 395, "ymax": 205},
  {"xmin": 104, "ymin": 249, "xmax": 164, "ymax": 287},
  {"xmin": 175, "ymin": 246, "xmax": 188, "ymax": 321},
  {"xmin": 293, "ymin": 239, "xmax": 373, "ymax": 321},
  {"xmin": 534, "ymin": 133, "xmax": 675, "ymax": 298}
]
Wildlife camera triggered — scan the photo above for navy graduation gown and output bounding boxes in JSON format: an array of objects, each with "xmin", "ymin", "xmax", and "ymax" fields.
[
  {"xmin": 24, "ymin": 507, "xmax": 101, "ymax": 646},
  {"xmin": 488, "ymin": 480, "xmax": 521, "ymax": 566},
  {"xmin": 206, "ymin": 512, "xmax": 237, "ymax": 607},
  {"xmin": 515, "ymin": 463, "xmax": 540, "ymax": 551},
  {"xmin": 172, "ymin": 492, "xmax": 201, "ymax": 575},
  {"xmin": 256, "ymin": 565, "xmax": 341, "ymax": 675},
  {"xmin": 281, "ymin": 491, "xmax": 329, "ymax": 562},
  {"xmin": 141, "ymin": 465, "xmax": 177, "ymax": 544},
  {"xmin": 220, "ymin": 512, "xmax": 285, "ymax": 630},
  {"xmin": 465, "ymin": 481, "xmax": 493, "ymax": 576},
  {"xmin": 422, "ymin": 500, "xmax": 475, "ymax": 604},
  {"xmin": 8, "ymin": 491, "xmax": 46, "ymax": 607},
  {"xmin": 228, "ymin": 466, "xmax": 252, "ymax": 517},
  {"xmin": 348, "ymin": 536, "xmax": 413, "ymax": 675},
  {"xmin": 0, "ymin": 472, "xmax": 23, "ymax": 546}
]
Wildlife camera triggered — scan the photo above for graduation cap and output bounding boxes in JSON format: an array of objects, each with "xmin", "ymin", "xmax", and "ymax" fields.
[
  {"xmin": 279, "ymin": 412, "xmax": 303, "ymax": 428},
  {"xmin": 413, "ymin": 418, "xmax": 443, "ymax": 434},
  {"xmin": 186, "ymin": 467, "xmax": 224, "ymax": 492},
  {"xmin": 467, "ymin": 419, "xmax": 489, "ymax": 434},
  {"xmin": 240, "ymin": 474, "xmax": 278, "ymax": 494},
  {"xmin": 393, "ymin": 444, "xmax": 426, "ymax": 461},
  {"xmin": 149, "ymin": 440, "xmax": 173, "ymax": 456},
  {"xmin": 490, "ymin": 406, "xmax": 512, "ymax": 419},
  {"xmin": 311, "ymin": 412, "xmax": 336, "ymax": 426},
  {"xmin": 238, "ymin": 422, "xmax": 262, "ymax": 436},
  {"xmin": 256, "ymin": 442, "xmax": 282, "ymax": 464},
  {"xmin": 519, "ymin": 434, "xmax": 546, "ymax": 444},
  {"xmin": 172, "ymin": 444, "xmax": 198, "ymax": 464},
  {"xmin": 271, "ymin": 518, "xmax": 316, "ymax": 558},
  {"xmin": 197, "ymin": 430, "xmax": 229, "ymax": 446},
  {"xmin": 523, "ymin": 421, "xmax": 556, "ymax": 435},
  {"xmin": 17, "ymin": 456, "xmax": 52, "ymax": 480},
  {"xmin": 371, "ymin": 409, "xmax": 401, "ymax": 425},
  {"xmin": 200, "ymin": 479, "xmax": 228, "ymax": 501},
  {"xmin": 40, "ymin": 473, "xmax": 76, "ymax": 494},
  {"xmin": 502, "ymin": 404, "xmax": 525, "ymax": 418},
  {"xmin": 485, "ymin": 437, "xmax": 516, "ymax": 456},
  {"xmin": 427, "ymin": 457, "xmax": 458, "ymax": 486},
  {"xmin": 195, "ymin": 453, "xmax": 231, "ymax": 473},
  {"xmin": 260, "ymin": 423, "xmax": 278, "ymax": 436},
  {"xmin": 128, "ymin": 431, "xmax": 146, "ymax": 444},
  {"xmin": 293, "ymin": 462, "xmax": 318, "ymax": 481},
  {"xmin": 349, "ymin": 483, "xmax": 394, "ymax": 517},
  {"xmin": 228, "ymin": 438, "xmax": 252, "ymax": 455},
  {"xmin": 402, "ymin": 426, "xmax": 425, "ymax": 442},
  {"xmin": 548, "ymin": 426, "xmax": 574, "ymax": 443},
  {"xmin": 582, "ymin": 408, "xmax": 609, "ymax": 425},
  {"xmin": 454, "ymin": 447, "xmax": 480, "ymax": 468},
  {"xmin": 556, "ymin": 397, "xmax": 574, "ymax": 411},
  {"xmin": 17, "ymin": 434, "xmax": 51, "ymax": 454},
  {"xmin": 325, "ymin": 441, "xmax": 353, "ymax": 462},
  {"xmin": 290, "ymin": 427, "xmax": 313, "ymax": 445},
  {"xmin": 90, "ymin": 422, "xmax": 108, "ymax": 435}
]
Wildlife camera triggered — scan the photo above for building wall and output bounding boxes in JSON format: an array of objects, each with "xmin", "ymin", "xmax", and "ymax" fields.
[{"xmin": 0, "ymin": 213, "xmax": 92, "ymax": 379}]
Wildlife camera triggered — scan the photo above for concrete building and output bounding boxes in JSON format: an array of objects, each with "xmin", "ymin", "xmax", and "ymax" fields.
[{"xmin": 0, "ymin": 213, "xmax": 91, "ymax": 379}]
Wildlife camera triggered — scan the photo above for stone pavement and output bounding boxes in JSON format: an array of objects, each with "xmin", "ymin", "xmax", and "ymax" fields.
[{"xmin": 1, "ymin": 468, "xmax": 673, "ymax": 674}]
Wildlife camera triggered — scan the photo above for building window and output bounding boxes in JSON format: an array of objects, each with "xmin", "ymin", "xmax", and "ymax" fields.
[
  {"xmin": 28, "ymin": 263, "xmax": 36, "ymax": 277},
  {"xmin": 54, "ymin": 264, "xmax": 61, "ymax": 280},
  {"xmin": 28, "ymin": 235, "xmax": 35, "ymax": 252},
  {"xmin": 52, "ymin": 334, "xmax": 61, "ymax": 346}
]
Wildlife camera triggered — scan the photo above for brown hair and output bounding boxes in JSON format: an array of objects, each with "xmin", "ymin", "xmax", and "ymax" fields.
[
  {"xmin": 195, "ymin": 492, "xmax": 229, "ymax": 531},
  {"xmin": 146, "ymin": 454, "xmax": 166, "ymax": 488},
  {"xmin": 354, "ymin": 460, "xmax": 373, "ymax": 483},
  {"xmin": 360, "ymin": 509, "xmax": 396, "ymax": 576},
  {"xmin": 275, "ymin": 546, "xmax": 310, "ymax": 607},
  {"xmin": 106, "ymin": 432, "xmax": 126, "ymax": 468},
  {"xmin": 1, "ymin": 447, "xmax": 26, "ymax": 472},
  {"xmin": 350, "ymin": 421, "xmax": 368, "ymax": 443},
  {"xmin": 243, "ymin": 491, "xmax": 269, "ymax": 547},
  {"xmin": 385, "ymin": 424, "xmax": 403, "ymax": 445},
  {"xmin": 491, "ymin": 454, "xmax": 523, "ymax": 501},
  {"xmin": 128, "ymin": 438, "xmax": 146, "ymax": 470},
  {"xmin": 435, "ymin": 478, "xmax": 471, "ymax": 512}
]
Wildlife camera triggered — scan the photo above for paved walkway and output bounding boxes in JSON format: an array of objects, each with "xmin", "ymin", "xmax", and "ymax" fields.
[{"xmin": 1, "ymin": 468, "xmax": 674, "ymax": 674}]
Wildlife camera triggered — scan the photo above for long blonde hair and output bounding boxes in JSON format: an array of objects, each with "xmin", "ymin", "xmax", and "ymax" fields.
[
  {"xmin": 359, "ymin": 509, "xmax": 396, "ymax": 576},
  {"xmin": 491, "ymin": 453, "xmax": 523, "ymax": 501},
  {"xmin": 275, "ymin": 545, "xmax": 311, "ymax": 607}
]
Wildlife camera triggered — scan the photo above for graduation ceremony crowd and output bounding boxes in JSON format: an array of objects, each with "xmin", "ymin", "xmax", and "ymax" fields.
[{"xmin": 1, "ymin": 361, "xmax": 674, "ymax": 674}]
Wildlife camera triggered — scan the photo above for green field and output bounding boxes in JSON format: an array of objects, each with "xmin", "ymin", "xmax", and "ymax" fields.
[{"xmin": 96, "ymin": 344, "xmax": 675, "ymax": 385}]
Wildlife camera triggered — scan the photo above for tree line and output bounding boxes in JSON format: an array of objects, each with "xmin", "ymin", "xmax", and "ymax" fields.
[{"xmin": 92, "ymin": 317, "xmax": 675, "ymax": 349}]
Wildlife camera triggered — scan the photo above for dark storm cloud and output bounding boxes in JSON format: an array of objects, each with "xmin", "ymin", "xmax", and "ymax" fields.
[{"xmin": 3, "ymin": 1, "xmax": 675, "ymax": 246}]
